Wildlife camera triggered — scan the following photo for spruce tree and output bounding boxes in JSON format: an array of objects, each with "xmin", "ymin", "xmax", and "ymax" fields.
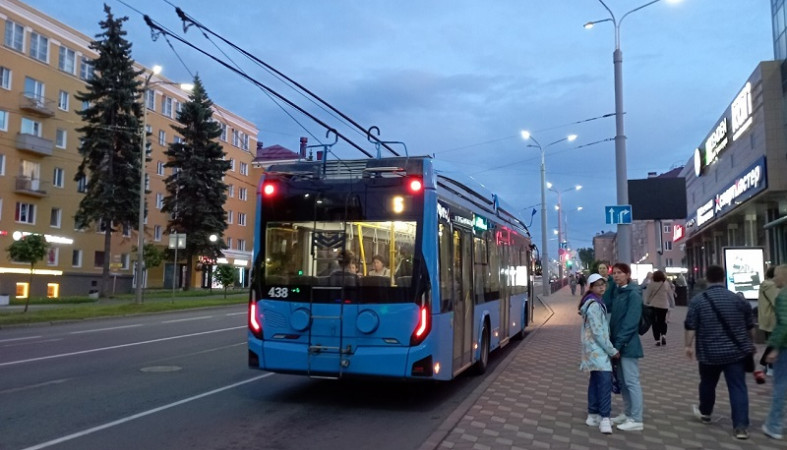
[
  {"xmin": 163, "ymin": 76, "xmax": 230, "ymax": 291},
  {"xmin": 74, "ymin": 5, "xmax": 143, "ymax": 297}
]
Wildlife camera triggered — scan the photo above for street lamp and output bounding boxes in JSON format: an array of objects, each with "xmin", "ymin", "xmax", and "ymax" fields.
[
  {"xmin": 520, "ymin": 131, "xmax": 577, "ymax": 297},
  {"xmin": 584, "ymin": 0, "xmax": 680, "ymax": 264},
  {"xmin": 136, "ymin": 64, "xmax": 162, "ymax": 305},
  {"xmin": 547, "ymin": 184, "xmax": 581, "ymax": 279}
]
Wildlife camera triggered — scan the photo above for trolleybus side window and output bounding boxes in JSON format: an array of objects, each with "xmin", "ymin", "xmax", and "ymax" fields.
[
  {"xmin": 473, "ymin": 236, "xmax": 487, "ymax": 305},
  {"xmin": 438, "ymin": 222, "xmax": 453, "ymax": 312}
]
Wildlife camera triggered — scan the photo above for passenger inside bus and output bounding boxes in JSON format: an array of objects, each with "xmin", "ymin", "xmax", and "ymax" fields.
[{"xmin": 368, "ymin": 255, "xmax": 390, "ymax": 277}]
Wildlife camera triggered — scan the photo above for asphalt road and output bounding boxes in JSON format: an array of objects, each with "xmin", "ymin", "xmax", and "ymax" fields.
[{"xmin": 0, "ymin": 305, "xmax": 519, "ymax": 450}]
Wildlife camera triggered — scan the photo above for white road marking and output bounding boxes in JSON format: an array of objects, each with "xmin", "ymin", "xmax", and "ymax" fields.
[
  {"xmin": 69, "ymin": 324, "xmax": 144, "ymax": 334},
  {"xmin": 161, "ymin": 316, "xmax": 213, "ymax": 324},
  {"xmin": 225, "ymin": 312, "xmax": 246, "ymax": 316},
  {"xmin": 0, "ymin": 326, "xmax": 245, "ymax": 368},
  {"xmin": 21, "ymin": 373, "xmax": 274, "ymax": 450},
  {"xmin": 0, "ymin": 336, "xmax": 43, "ymax": 344},
  {"xmin": 0, "ymin": 378, "xmax": 71, "ymax": 395}
]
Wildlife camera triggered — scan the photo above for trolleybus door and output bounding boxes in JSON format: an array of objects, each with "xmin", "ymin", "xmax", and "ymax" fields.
[{"xmin": 452, "ymin": 229, "xmax": 473, "ymax": 373}]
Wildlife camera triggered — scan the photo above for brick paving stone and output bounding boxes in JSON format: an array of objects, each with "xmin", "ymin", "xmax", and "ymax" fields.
[{"xmin": 424, "ymin": 285, "xmax": 782, "ymax": 450}]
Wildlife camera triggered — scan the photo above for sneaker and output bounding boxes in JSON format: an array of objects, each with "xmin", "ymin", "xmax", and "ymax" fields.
[
  {"xmin": 661, "ymin": 337, "xmax": 666, "ymax": 346},
  {"xmin": 599, "ymin": 417, "xmax": 613, "ymax": 434},
  {"xmin": 655, "ymin": 340, "xmax": 661, "ymax": 347},
  {"xmin": 754, "ymin": 370, "xmax": 766, "ymax": 384},
  {"xmin": 692, "ymin": 405, "xmax": 711, "ymax": 424},
  {"xmin": 762, "ymin": 424, "xmax": 784, "ymax": 440},
  {"xmin": 734, "ymin": 428, "xmax": 749, "ymax": 440},
  {"xmin": 611, "ymin": 413, "xmax": 629, "ymax": 424},
  {"xmin": 585, "ymin": 414, "xmax": 600, "ymax": 427},
  {"xmin": 616, "ymin": 419, "xmax": 644, "ymax": 431}
]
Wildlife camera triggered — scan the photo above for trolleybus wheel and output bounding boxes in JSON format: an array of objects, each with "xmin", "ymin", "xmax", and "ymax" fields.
[{"xmin": 473, "ymin": 324, "xmax": 490, "ymax": 375}]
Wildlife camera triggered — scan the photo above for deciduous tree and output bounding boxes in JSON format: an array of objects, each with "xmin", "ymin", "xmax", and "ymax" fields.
[{"xmin": 6, "ymin": 234, "xmax": 49, "ymax": 312}]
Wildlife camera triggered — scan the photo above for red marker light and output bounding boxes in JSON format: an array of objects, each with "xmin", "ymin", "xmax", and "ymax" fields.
[
  {"xmin": 262, "ymin": 183, "xmax": 276, "ymax": 196},
  {"xmin": 408, "ymin": 178, "xmax": 423, "ymax": 193}
]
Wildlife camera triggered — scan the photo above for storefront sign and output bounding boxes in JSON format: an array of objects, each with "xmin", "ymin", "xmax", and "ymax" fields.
[
  {"xmin": 693, "ymin": 156, "xmax": 767, "ymax": 229},
  {"xmin": 437, "ymin": 202, "xmax": 450, "ymax": 222},
  {"xmin": 705, "ymin": 118, "xmax": 728, "ymax": 167},
  {"xmin": 672, "ymin": 224, "xmax": 685, "ymax": 242},
  {"xmin": 731, "ymin": 82, "xmax": 752, "ymax": 141}
]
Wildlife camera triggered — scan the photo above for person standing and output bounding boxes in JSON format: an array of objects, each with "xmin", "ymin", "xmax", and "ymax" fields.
[
  {"xmin": 684, "ymin": 265, "xmax": 755, "ymax": 440},
  {"xmin": 579, "ymin": 273, "xmax": 619, "ymax": 434},
  {"xmin": 763, "ymin": 265, "xmax": 787, "ymax": 440},
  {"xmin": 578, "ymin": 272, "xmax": 587, "ymax": 295},
  {"xmin": 608, "ymin": 263, "xmax": 645, "ymax": 431},
  {"xmin": 644, "ymin": 270, "xmax": 675, "ymax": 347},
  {"xmin": 756, "ymin": 267, "xmax": 779, "ymax": 381}
]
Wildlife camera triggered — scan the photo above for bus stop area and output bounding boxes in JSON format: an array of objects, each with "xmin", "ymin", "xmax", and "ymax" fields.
[{"xmin": 421, "ymin": 285, "xmax": 781, "ymax": 450}]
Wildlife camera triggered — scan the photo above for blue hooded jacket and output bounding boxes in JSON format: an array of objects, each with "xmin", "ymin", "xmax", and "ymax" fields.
[{"xmin": 608, "ymin": 283, "xmax": 644, "ymax": 358}]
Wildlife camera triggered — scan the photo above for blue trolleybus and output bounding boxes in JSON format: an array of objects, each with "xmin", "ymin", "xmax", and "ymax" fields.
[{"xmin": 248, "ymin": 156, "xmax": 533, "ymax": 380}]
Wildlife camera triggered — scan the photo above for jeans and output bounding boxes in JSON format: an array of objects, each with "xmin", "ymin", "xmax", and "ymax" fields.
[
  {"xmin": 588, "ymin": 370, "xmax": 613, "ymax": 418},
  {"xmin": 765, "ymin": 349, "xmax": 787, "ymax": 435},
  {"xmin": 651, "ymin": 307, "xmax": 668, "ymax": 341},
  {"xmin": 698, "ymin": 358, "xmax": 749, "ymax": 429},
  {"xmin": 616, "ymin": 357, "xmax": 643, "ymax": 422}
]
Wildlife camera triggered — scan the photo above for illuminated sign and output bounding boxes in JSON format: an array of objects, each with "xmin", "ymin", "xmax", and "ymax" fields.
[
  {"xmin": 731, "ymin": 82, "xmax": 752, "ymax": 141},
  {"xmin": 694, "ymin": 157, "xmax": 767, "ymax": 229},
  {"xmin": 452, "ymin": 215, "xmax": 473, "ymax": 228},
  {"xmin": 12, "ymin": 231, "xmax": 74, "ymax": 245},
  {"xmin": 693, "ymin": 148, "xmax": 703, "ymax": 177},
  {"xmin": 673, "ymin": 224, "xmax": 685, "ymax": 242},
  {"xmin": 473, "ymin": 215, "xmax": 488, "ymax": 231},
  {"xmin": 705, "ymin": 118, "xmax": 728, "ymax": 166},
  {"xmin": 437, "ymin": 202, "xmax": 450, "ymax": 221}
]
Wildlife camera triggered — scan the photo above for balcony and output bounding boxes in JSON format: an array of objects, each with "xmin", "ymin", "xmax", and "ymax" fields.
[
  {"xmin": 15, "ymin": 176, "xmax": 47, "ymax": 197},
  {"xmin": 16, "ymin": 133, "xmax": 53, "ymax": 156},
  {"xmin": 20, "ymin": 92, "xmax": 55, "ymax": 117}
]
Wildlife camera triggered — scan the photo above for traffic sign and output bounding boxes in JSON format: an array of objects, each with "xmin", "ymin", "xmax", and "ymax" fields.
[{"xmin": 605, "ymin": 205, "xmax": 633, "ymax": 225}]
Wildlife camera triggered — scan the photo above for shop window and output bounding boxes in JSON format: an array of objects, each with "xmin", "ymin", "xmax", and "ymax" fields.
[
  {"xmin": 16, "ymin": 282, "xmax": 29, "ymax": 299},
  {"xmin": 47, "ymin": 283, "xmax": 59, "ymax": 298}
]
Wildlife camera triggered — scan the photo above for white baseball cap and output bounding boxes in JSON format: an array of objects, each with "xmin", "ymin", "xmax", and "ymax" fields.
[{"xmin": 587, "ymin": 273, "xmax": 605, "ymax": 285}]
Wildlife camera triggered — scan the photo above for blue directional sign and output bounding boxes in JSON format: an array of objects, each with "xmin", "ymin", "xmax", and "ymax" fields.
[{"xmin": 605, "ymin": 205, "xmax": 633, "ymax": 225}]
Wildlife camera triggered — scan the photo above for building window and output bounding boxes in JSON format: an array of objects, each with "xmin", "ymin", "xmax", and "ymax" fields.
[
  {"xmin": 239, "ymin": 187, "xmax": 247, "ymax": 201},
  {"xmin": 50, "ymin": 207, "xmax": 62, "ymax": 228},
  {"xmin": 58, "ymin": 46, "xmax": 76, "ymax": 74},
  {"xmin": 53, "ymin": 167, "xmax": 64, "ymax": 188},
  {"xmin": 173, "ymin": 136, "xmax": 182, "ymax": 144},
  {"xmin": 158, "ymin": 130, "xmax": 166, "ymax": 146},
  {"xmin": 663, "ymin": 225, "xmax": 672, "ymax": 233},
  {"xmin": 72, "ymin": 249, "xmax": 82, "ymax": 267},
  {"xmin": 29, "ymin": 32, "xmax": 49, "ymax": 62},
  {"xmin": 238, "ymin": 212, "xmax": 246, "ymax": 226},
  {"xmin": 0, "ymin": 109, "xmax": 7, "ymax": 131},
  {"xmin": 94, "ymin": 251, "xmax": 105, "ymax": 268},
  {"xmin": 122, "ymin": 223, "xmax": 131, "ymax": 237},
  {"xmin": 0, "ymin": 66, "xmax": 11, "ymax": 89},
  {"xmin": 47, "ymin": 283, "xmax": 59, "ymax": 298},
  {"xmin": 239, "ymin": 162, "xmax": 248, "ymax": 176},
  {"xmin": 81, "ymin": 100, "xmax": 90, "ymax": 111},
  {"xmin": 145, "ymin": 173, "xmax": 149, "ymax": 191},
  {"xmin": 229, "ymin": 159, "xmax": 235, "ymax": 171},
  {"xmin": 154, "ymin": 225, "xmax": 162, "ymax": 241},
  {"xmin": 77, "ymin": 175, "xmax": 87, "ymax": 193},
  {"xmin": 121, "ymin": 253, "xmax": 130, "ymax": 270},
  {"xmin": 220, "ymin": 123, "xmax": 227, "ymax": 141},
  {"xmin": 145, "ymin": 89, "xmax": 155, "ymax": 110},
  {"xmin": 0, "ymin": 153, "xmax": 5, "ymax": 175},
  {"xmin": 79, "ymin": 56, "xmax": 93, "ymax": 80},
  {"xmin": 175, "ymin": 100, "xmax": 182, "ymax": 114},
  {"xmin": 4, "ymin": 20, "xmax": 24, "ymax": 52},
  {"xmin": 665, "ymin": 258, "xmax": 674, "ymax": 267},
  {"xmin": 156, "ymin": 161, "xmax": 164, "ymax": 175},
  {"xmin": 58, "ymin": 90, "xmax": 69, "ymax": 111},
  {"xmin": 21, "ymin": 117, "xmax": 43, "ymax": 137},
  {"xmin": 47, "ymin": 247, "xmax": 59, "ymax": 266},
  {"xmin": 227, "ymin": 184, "xmax": 234, "ymax": 198},
  {"xmin": 162, "ymin": 96, "xmax": 173, "ymax": 117},
  {"xmin": 232, "ymin": 129, "xmax": 239, "ymax": 147},
  {"xmin": 16, "ymin": 283, "xmax": 29, "ymax": 299},
  {"xmin": 56, "ymin": 129, "xmax": 67, "ymax": 148},
  {"xmin": 238, "ymin": 239, "xmax": 246, "ymax": 251},
  {"xmin": 156, "ymin": 193, "xmax": 163, "ymax": 209},
  {"xmin": 226, "ymin": 237, "xmax": 232, "ymax": 249},
  {"xmin": 15, "ymin": 202, "xmax": 36, "ymax": 224},
  {"xmin": 227, "ymin": 210, "xmax": 233, "ymax": 224},
  {"xmin": 24, "ymin": 76, "xmax": 45, "ymax": 106},
  {"xmin": 664, "ymin": 241, "xmax": 673, "ymax": 251}
]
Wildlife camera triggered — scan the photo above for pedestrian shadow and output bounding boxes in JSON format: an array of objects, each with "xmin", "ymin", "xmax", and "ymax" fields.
[{"xmin": 531, "ymin": 292, "xmax": 555, "ymax": 326}]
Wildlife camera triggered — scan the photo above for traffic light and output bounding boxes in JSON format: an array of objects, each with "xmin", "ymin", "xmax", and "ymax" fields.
[{"xmin": 566, "ymin": 260, "xmax": 573, "ymax": 269}]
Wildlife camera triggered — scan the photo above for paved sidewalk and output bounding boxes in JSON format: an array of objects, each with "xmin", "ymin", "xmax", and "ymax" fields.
[{"xmin": 424, "ymin": 286, "xmax": 782, "ymax": 450}]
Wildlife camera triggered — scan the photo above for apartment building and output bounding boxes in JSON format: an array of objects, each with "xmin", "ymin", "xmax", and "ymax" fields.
[{"xmin": 0, "ymin": 0, "xmax": 258, "ymax": 298}]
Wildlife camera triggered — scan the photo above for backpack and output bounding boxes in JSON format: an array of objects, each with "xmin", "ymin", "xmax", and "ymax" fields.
[{"xmin": 638, "ymin": 305, "xmax": 653, "ymax": 335}]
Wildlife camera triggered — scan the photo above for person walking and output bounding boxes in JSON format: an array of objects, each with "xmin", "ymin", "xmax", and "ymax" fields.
[
  {"xmin": 579, "ymin": 273, "xmax": 619, "ymax": 434},
  {"xmin": 608, "ymin": 263, "xmax": 645, "ymax": 431},
  {"xmin": 756, "ymin": 267, "xmax": 779, "ymax": 382},
  {"xmin": 644, "ymin": 270, "xmax": 675, "ymax": 347},
  {"xmin": 569, "ymin": 272, "xmax": 578, "ymax": 296},
  {"xmin": 763, "ymin": 265, "xmax": 787, "ymax": 440},
  {"xmin": 578, "ymin": 272, "xmax": 587, "ymax": 295},
  {"xmin": 684, "ymin": 265, "xmax": 755, "ymax": 440}
]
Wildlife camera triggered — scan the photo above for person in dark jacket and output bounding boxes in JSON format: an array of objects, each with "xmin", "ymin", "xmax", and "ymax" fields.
[
  {"xmin": 608, "ymin": 263, "xmax": 645, "ymax": 431},
  {"xmin": 685, "ymin": 265, "xmax": 755, "ymax": 440}
]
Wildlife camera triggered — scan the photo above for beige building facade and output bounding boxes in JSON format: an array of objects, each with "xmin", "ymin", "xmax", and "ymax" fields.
[{"xmin": 0, "ymin": 0, "xmax": 258, "ymax": 298}]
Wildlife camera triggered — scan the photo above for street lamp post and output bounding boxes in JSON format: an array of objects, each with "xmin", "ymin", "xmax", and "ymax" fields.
[
  {"xmin": 585, "ymin": 0, "xmax": 678, "ymax": 264},
  {"xmin": 520, "ymin": 131, "xmax": 577, "ymax": 297},
  {"xmin": 548, "ymin": 184, "xmax": 582, "ymax": 279},
  {"xmin": 136, "ymin": 65, "xmax": 162, "ymax": 305}
]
